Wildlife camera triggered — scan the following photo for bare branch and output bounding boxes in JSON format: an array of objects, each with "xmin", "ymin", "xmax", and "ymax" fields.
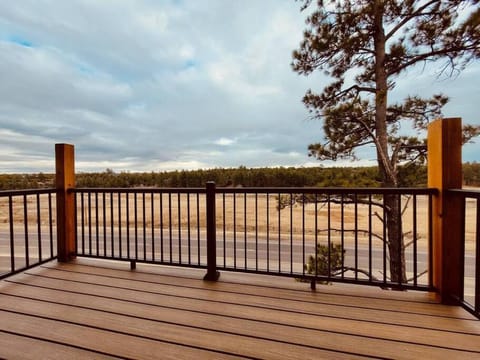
[
  {"xmin": 333, "ymin": 266, "xmax": 381, "ymax": 282},
  {"xmin": 401, "ymin": 195, "xmax": 412, "ymax": 216},
  {"xmin": 407, "ymin": 269, "xmax": 428, "ymax": 282}
]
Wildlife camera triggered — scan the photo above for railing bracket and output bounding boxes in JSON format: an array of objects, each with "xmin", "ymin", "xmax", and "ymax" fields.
[{"xmin": 203, "ymin": 271, "xmax": 220, "ymax": 282}]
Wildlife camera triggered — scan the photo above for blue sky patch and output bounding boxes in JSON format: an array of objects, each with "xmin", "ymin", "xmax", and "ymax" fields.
[
  {"xmin": 7, "ymin": 35, "xmax": 34, "ymax": 48},
  {"xmin": 183, "ymin": 59, "xmax": 197, "ymax": 69}
]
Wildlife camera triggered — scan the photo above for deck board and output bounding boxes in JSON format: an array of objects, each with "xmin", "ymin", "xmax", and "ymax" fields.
[{"xmin": 0, "ymin": 259, "xmax": 479, "ymax": 359}]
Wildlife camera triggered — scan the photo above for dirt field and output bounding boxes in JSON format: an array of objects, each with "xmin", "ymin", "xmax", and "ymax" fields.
[{"xmin": 1, "ymin": 190, "xmax": 477, "ymax": 251}]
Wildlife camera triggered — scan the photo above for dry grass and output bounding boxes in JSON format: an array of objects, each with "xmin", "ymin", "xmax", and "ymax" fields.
[{"xmin": 1, "ymin": 191, "xmax": 476, "ymax": 250}]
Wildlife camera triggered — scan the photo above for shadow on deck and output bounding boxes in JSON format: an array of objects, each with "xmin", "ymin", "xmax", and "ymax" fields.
[{"xmin": 0, "ymin": 258, "xmax": 479, "ymax": 359}]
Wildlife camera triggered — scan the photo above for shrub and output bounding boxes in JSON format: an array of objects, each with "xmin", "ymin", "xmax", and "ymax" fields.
[{"xmin": 305, "ymin": 243, "xmax": 345, "ymax": 280}]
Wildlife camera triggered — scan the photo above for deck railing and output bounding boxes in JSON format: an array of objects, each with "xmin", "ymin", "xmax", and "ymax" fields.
[
  {"xmin": 73, "ymin": 187, "xmax": 207, "ymax": 269},
  {"xmin": 448, "ymin": 189, "xmax": 480, "ymax": 318},
  {"xmin": 0, "ymin": 118, "xmax": 478, "ymax": 318},
  {"xmin": 0, "ymin": 189, "xmax": 57, "ymax": 279},
  {"xmin": 0, "ymin": 185, "xmax": 478, "ymax": 318},
  {"xmin": 72, "ymin": 184, "xmax": 436, "ymax": 290}
]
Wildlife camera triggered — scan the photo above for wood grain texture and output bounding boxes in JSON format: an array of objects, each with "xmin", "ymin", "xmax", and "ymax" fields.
[{"xmin": 0, "ymin": 259, "xmax": 479, "ymax": 359}]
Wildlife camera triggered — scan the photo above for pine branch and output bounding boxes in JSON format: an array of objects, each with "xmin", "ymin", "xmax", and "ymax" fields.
[{"xmin": 385, "ymin": 0, "xmax": 439, "ymax": 41}]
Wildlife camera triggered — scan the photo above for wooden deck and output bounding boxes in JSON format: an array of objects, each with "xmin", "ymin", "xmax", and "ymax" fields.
[{"xmin": 0, "ymin": 259, "xmax": 479, "ymax": 359}]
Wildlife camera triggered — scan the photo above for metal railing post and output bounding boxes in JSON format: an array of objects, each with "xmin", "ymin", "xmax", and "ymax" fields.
[{"xmin": 204, "ymin": 181, "xmax": 220, "ymax": 281}]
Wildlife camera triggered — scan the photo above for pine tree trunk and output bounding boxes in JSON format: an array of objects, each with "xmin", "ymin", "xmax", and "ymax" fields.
[
  {"xmin": 373, "ymin": 1, "xmax": 406, "ymax": 284},
  {"xmin": 385, "ymin": 194, "xmax": 407, "ymax": 284}
]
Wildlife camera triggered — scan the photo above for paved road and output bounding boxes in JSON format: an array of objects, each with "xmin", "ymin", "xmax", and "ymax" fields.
[{"xmin": 2, "ymin": 229, "xmax": 476, "ymax": 284}]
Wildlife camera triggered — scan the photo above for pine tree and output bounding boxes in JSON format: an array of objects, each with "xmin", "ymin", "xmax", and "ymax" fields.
[{"xmin": 292, "ymin": 0, "xmax": 480, "ymax": 283}]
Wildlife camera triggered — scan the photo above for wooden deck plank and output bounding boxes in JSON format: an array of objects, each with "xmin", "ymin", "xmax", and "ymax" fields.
[
  {"xmin": 2, "ymin": 290, "xmax": 476, "ymax": 358},
  {"xmin": 0, "ymin": 292, "xmax": 368, "ymax": 359},
  {"xmin": 1, "ymin": 279, "xmax": 479, "ymax": 358},
  {"xmin": 0, "ymin": 331, "xmax": 118, "ymax": 360},
  {"xmin": 3, "ymin": 270, "xmax": 480, "ymax": 358},
  {"xmin": 28, "ymin": 264, "xmax": 480, "ymax": 333},
  {"xmin": 0, "ymin": 310, "xmax": 246, "ymax": 360},
  {"xmin": 42, "ymin": 261, "xmax": 471, "ymax": 318},
  {"xmin": 0, "ymin": 260, "xmax": 479, "ymax": 359}
]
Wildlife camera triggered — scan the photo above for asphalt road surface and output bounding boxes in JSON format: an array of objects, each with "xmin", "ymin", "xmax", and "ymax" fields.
[{"xmin": 1, "ymin": 229, "xmax": 476, "ymax": 296}]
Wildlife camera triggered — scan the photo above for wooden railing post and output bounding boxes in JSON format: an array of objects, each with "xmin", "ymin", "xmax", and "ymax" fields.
[
  {"xmin": 428, "ymin": 118, "xmax": 463, "ymax": 304},
  {"xmin": 204, "ymin": 181, "xmax": 220, "ymax": 281},
  {"xmin": 56, "ymin": 143, "xmax": 76, "ymax": 262}
]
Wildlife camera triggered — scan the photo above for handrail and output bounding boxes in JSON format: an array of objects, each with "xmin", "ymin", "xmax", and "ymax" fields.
[
  {"xmin": 73, "ymin": 186, "xmax": 437, "ymax": 194},
  {"xmin": 0, "ymin": 188, "xmax": 56, "ymax": 196}
]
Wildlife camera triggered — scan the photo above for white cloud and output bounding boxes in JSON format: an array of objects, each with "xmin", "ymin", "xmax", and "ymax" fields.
[
  {"xmin": 214, "ymin": 137, "xmax": 236, "ymax": 146},
  {"xmin": 0, "ymin": 0, "xmax": 477, "ymax": 173}
]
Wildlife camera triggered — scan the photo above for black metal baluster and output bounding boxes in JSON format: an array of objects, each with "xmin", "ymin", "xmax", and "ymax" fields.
[
  {"xmin": 187, "ymin": 192, "xmax": 191, "ymax": 265},
  {"xmin": 36, "ymin": 194, "xmax": 42, "ymax": 262},
  {"xmin": 9, "ymin": 195, "xmax": 14, "ymax": 272},
  {"xmin": 383, "ymin": 195, "xmax": 387, "ymax": 285},
  {"xmin": 151, "ymin": 192, "xmax": 155, "ymax": 262},
  {"xmin": 354, "ymin": 193, "xmax": 358, "ymax": 281},
  {"xmin": 88, "ymin": 192, "xmax": 92, "ymax": 256},
  {"xmin": 118, "ymin": 192, "xmax": 122, "ymax": 258},
  {"xmin": 413, "ymin": 194, "xmax": 418, "ymax": 287},
  {"xmin": 223, "ymin": 192, "xmax": 226, "ymax": 268},
  {"xmin": 196, "ymin": 192, "xmax": 200, "ymax": 266},
  {"xmin": 110, "ymin": 192, "xmax": 114, "ymax": 258},
  {"xmin": 103, "ymin": 192, "xmax": 107, "ymax": 257},
  {"xmin": 266, "ymin": 193, "xmax": 270, "ymax": 273},
  {"xmin": 327, "ymin": 194, "xmax": 331, "ymax": 281},
  {"xmin": 160, "ymin": 192, "xmax": 164, "ymax": 262},
  {"xmin": 81, "ymin": 193, "xmax": 85, "ymax": 255},
  {"xmin": 368, "ymin": 194, "xmax": 373, "ymax": 282},
  {"xmin": 134, "ymin": 193, "xmax": 138, "ymax": 260},
  {"xmin": 126, "ymin": 193, "xmax": 130, "ymax": 259},
  {"xmin": 475, "ymin": 198, "xmax": 480, "ymax": 314},
  {"xmin": 169, "ymin": 193, "xmax": 172, "ymax": 262},
  {"xmin": 291, "ymin": 193, "xmax": 294, "ymax": 274},
  {"xmin": 95, "ymin": 192, "xmax": 99, "ymax": 256},
  {"xmin": 255, "ymin": 193, "xmax": 258, "ymax": 272},
  {"xmin": 278, "ymin": 192, "xmax": 281, "ymax": 272},
  {"xmin": 341, "ymin": 194, "xmax": 345, "ymax": 280},
  {"xmin": 244, "ymin": 193, "xmax": 247, "ymax": 270},
  {"xmin": 233, "ymin": 193, "xmax": 237, "ymax": 269},
  {"xmin": 48, "ymin": 192, "xmax": 54, "ymax": 258},
  {"xmin": 23, "ymin": 194, "xmax": 29, "ymax": 267},
  {"xmin": 178, "ymin": 192, "xmax": 182, "ymax": 264},
  {"xmin": 143, "ymin": 192, "xmax": 147, "ymax": 261},
  {"xmin": 312, "ymin": 193, "xmax": 317, "ymax": 278}
]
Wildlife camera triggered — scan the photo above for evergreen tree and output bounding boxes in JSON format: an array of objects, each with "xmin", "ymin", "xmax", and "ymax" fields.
[{"xmin": 292, "ymin": 0, "xmax": 480, "ymax": 283}]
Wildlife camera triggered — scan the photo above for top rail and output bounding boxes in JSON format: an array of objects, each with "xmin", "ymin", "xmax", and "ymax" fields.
[
  {"xmin": 73, "ymin": 188, "xmax": 206, "ymax": 194},
  {"xmin": 0, "ymin": 188, "xmax": 56, "ymax": 196},
  {"xmin": 73, "ymin": 187, "xmax": 437, "ymax": 195},
  {"xmin": 447, "ymin": 188, "xmax": 480, "ymax": 197}
]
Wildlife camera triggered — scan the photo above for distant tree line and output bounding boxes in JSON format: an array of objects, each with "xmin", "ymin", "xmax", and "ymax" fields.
[{"xmin": 1, "ymin": 162, "xmax": 480, "ymax": 190}]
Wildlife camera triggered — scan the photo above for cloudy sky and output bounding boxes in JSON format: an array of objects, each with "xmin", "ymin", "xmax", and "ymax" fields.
[{"xmin": 0, "ymin": 0, "xmax": 479, "ymax": 173}]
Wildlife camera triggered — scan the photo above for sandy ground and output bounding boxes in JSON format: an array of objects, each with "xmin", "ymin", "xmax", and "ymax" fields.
[{"xmin": 0, "ymin": 190, "xmax": 476, "ymax": 250}]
